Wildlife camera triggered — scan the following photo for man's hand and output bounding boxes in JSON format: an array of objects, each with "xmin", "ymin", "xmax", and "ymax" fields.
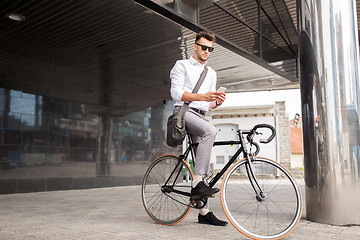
[
  {"xmin": 181, "ymin": 91, "xmax": 226, "ymax": 109},
  {"xmin": 209, "ymin": 92, "xmax": 226, "ymax": 109},
  {"xmin": 216, "ymin": 92, "xmax": 226, "ymax": 105},
  {"xmin": 181, "ymin": 91, "xmax": 218, "ymax": 102},
  {"xmin": 202, "ymin": 92, "xmax": 219, "ymax": 102}
]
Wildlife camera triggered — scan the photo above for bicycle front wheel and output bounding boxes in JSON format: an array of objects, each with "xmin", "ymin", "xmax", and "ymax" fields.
[
  {"xmin": 221, "ymin": 157, "xmax": 303, "ymax": 240},
  {"xmin": 142, "ymin": 155, "xmax": 193, "ymax": 225}
]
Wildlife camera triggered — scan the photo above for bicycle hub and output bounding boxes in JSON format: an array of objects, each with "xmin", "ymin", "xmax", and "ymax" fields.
[{"xmin": 256, "ymin": 192, "xmax": 267, "ymax": 202}]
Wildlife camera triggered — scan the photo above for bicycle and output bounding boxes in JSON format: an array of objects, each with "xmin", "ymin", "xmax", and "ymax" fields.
[{"xmin": 141, "ymin": 124, "xmax": 303, "ymax": 240}]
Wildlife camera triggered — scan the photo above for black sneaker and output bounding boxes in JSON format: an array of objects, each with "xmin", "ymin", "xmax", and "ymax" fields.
[
  {"xmin": 191, "ymin": 181, "xmax": 219, "ymax": 198},
  {"xmin": 198, "ymin": 212, "xmax": 228, "ymax": 226}
]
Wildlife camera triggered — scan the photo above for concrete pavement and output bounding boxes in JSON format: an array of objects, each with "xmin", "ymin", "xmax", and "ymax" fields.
[{"xmin": 0, "ymin": 181, "xmax": 359, "ymax": 240}]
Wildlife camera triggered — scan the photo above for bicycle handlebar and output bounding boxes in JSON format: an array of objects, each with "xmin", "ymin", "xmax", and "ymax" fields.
[{"xmin": 250, "ymin": 124, "xmax": 276, "ymax": 144}]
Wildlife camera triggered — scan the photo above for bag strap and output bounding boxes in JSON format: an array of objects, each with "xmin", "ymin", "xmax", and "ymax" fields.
[
  {"xmin": 176, "ymin": 66, "xmax": 208, "ymax": 128},
  {"xmin": 191, "ymin": 66, "xmax": 208, "ymax": 94}
]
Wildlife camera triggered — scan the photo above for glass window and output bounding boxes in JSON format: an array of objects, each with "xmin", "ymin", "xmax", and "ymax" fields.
[{"xmin": 216, "ymin": 156, "xmax": 225, "ymax": 164}]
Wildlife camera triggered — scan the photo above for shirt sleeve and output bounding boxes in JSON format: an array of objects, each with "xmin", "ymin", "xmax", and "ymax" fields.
[
  {"xmin": 170, "ymin": 61, "xmax": 186, "ymax": 102},
  {"xmin": 208, "ymin": 68, "xmax": 217, "ymax": 110},
  {"xmin": 210, "ymin": 70, "xmax": 217, "ymax": 92}
]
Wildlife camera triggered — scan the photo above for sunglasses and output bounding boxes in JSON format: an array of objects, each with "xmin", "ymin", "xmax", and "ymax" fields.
[{"xmin": 195, "ymin": 43, "xmax": 214, "ymax": 52}]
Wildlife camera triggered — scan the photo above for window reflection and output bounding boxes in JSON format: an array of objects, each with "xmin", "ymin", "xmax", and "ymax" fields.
[{"xmin": 0, "ymin": 88, "xmax": 180, "ymax": 191}]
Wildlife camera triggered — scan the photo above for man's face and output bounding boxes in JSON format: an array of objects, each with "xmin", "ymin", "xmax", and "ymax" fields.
[{"xmin": 193, "ymin": 37, "xmax": 213, "ymax": 63}]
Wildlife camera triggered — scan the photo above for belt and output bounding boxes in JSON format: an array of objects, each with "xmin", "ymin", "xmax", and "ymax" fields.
[{"xmin": 190, "ymin": 108, "xmax": 207, "ymax": 115}]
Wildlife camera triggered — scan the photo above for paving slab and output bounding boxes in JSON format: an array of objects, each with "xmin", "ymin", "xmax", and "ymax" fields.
[{"xmin": 0, "ymin": 183, "xmax": 359, "ymax": 240}]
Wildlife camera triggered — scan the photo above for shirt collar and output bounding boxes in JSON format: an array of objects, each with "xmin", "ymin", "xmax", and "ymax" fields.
[{"xmin": 190, "ymin": 56, "xmax": 207, "ymax": 66}]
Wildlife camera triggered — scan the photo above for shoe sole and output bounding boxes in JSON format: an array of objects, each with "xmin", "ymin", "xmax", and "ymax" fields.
[
  {"xmin": 198, "ymin": 221, "xmax": 228, "ymax": 226},
  {"xmin": 191, "ymin": 189, "xmax": 220, "ymax": 199}
]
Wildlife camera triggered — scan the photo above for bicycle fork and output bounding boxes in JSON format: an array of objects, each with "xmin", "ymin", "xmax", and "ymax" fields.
[
  {"xmin": 238, "ymin": 130, "xmax": 267, "ymax": 202},
  {"xmin": 245, "ymin": 154, "xmax": 267, "ymax": 202}
]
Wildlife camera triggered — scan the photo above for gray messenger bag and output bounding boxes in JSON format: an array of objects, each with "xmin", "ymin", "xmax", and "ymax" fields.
[{"xmin": 166, "ymin": 66, "xmax": 208, "ymax": 147}]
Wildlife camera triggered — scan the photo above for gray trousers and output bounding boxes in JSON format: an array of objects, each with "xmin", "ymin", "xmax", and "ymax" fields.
[{"xmin": 175, "ymin": 107, "xmax": 217, "ymax": 176}]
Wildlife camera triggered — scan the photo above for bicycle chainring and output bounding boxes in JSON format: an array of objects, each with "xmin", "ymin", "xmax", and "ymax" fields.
[{"xmin": 191, "ymin": 197, "xmax": 208, "ymax": 209}]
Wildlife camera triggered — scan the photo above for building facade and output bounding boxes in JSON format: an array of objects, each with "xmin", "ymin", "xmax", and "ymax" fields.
[
  {"xmin": 0, "ymin": 88, "xmax": 180, "ymax": 194},
  {"xmin": 207, "ymin": 101, "xmax": 293, "ymax": 173}
]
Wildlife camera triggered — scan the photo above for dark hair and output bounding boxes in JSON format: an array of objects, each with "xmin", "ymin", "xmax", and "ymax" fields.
[{"xmin": 195, "ymin": 31, "xmax": 216, "ymax": 43}]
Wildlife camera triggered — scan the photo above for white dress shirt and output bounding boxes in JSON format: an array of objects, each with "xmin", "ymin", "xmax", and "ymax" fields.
[{"xmin": 170, "ymin": 56, "xmax": 217, "ymax": 112}]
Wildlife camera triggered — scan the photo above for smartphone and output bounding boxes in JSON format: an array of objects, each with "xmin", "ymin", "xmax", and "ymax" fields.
[{"xmin": 217, "ymin": 87, "xmax": 226, "ymax": 93}]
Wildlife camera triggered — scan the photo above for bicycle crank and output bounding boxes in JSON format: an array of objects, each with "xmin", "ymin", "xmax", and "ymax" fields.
[{"xmin": 191, "ymin": 197, "xmax": 208, "ymax": 209}]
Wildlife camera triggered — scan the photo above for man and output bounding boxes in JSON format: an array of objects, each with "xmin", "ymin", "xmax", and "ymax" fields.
[{"xmin": 170, "ymin": 31, "xmax": 227, "ymax": 226}]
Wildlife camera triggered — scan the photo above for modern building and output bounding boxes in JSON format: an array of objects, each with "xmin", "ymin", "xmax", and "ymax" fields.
[
  {"xmin": 0, "ymin": 0, "xmax": 299, "ymax": 194},
  {"xmin": 208, "ymin": 102, "xmax": 291, "ymax": 171},
  {"xmin": 0, "ymin": 89, "xmax": 179, "ymax": 193},
  {"xmin": 1, "ymin": 0, "xmax": 360, "ymax": 225}
]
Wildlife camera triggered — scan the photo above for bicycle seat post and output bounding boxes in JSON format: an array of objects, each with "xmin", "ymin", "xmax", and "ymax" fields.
[{"xmin": 186, "ymin": 134, "xmax": 196, "ymax": 167}]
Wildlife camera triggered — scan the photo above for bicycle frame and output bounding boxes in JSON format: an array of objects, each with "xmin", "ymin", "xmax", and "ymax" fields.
[
  {"xmin": 172, "ymin": 129, "xmax": 266, "ymax": 199},
  {"xmin": 143, "ymin": 123, "xmax": 302, "ymax": 239}
]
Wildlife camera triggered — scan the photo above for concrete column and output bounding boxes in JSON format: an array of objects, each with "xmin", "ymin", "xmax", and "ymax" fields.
[
  {"xmin": 96, "ymin": 48, "xmax": 114, "ymax": 176},
  {"xmin": 298, "ymin": 0, "xmax": 360, "ymax": 224},
  {"xmin": 96, "ymin": 115, "xmax": 112, "ymax": 176}
]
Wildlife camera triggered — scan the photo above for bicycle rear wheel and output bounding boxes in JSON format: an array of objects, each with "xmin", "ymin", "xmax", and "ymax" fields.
[
  {"xmin": 221, "ymin": 157, "xmax": 303, "ymax": 240},
  {"xmin": 142, "ymin": 155, "xmax": 193, "ymax": 225}
]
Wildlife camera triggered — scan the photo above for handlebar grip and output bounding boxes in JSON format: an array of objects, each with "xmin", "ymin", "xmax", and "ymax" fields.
[{"xmin": 252, "ymin": 124, "xmax": 276, "ymax": 144}]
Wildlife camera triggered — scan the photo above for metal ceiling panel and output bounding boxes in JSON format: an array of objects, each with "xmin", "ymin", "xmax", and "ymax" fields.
[
  {"xmin": 1, "ymin": 0, "xmax": 184, "ymax": 115},
  {"xmin": 2, "ymin": 0, "xmax": 360, "ymax": 116},
  {"xmin": 199, "ymin": 0, "xmax": 298, "ymax": 76},
  {"xmin": 3, "ymin": 0, "xmax": 341, "ymax": 116}
]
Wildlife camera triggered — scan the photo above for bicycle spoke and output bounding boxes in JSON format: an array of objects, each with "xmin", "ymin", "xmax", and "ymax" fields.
[
  {"xmin": 146, "ymin": 174, "xmax": 163, "ymax": 187},
  {"xmin": 142, "ymin": 155, "xmax": 192, "ymax": 225},
  {"xmin": 221, "ymin": 157, "xmax": 302, "ymax": 240},
  {"xmin": 230, "ymin": 196, "xmax": 256, "ymax": 213},
  {"xmin": 169, "ymin": 194, "xmax": 188, "ymax": 214},
  {"xmin": 165, "ymin": 193, "xmax": 190, "ymax": 207},
  {"xmin": 227, "ymin": 179, "xmax": 256, "ymax": 197},
  {"xmin": 267, "ymin": 196, "xmax": 296, "ymax": 214},
  {"xmin": 255, "ymin": 202, "xmax": 259, "ymax": 233},
  {"xmin": 264, "ymin": 202, "xmax": 288, "ymax": 234},
  {"xmin": 145, "ymin": 191, "xmax": 163, "ymax": 204},
  {"xmin": 174, "ymin": 192, "xmax": 190, "ymax": 205},
  {"xmin": 241, "ymin": 201, "xmax": 263, "ymax": 225}
]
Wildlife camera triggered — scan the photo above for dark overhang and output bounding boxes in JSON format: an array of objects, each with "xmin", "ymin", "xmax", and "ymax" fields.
[{"xmin": 1, "ymin": 0, "xmax": 357, "ymax": 116}]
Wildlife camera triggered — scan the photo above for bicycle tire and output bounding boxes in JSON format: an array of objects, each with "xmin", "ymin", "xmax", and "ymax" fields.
[
  {"xmin": 142, "ymin": 154, "xmax": 193, "ymax": 225},
  {"xmin": 221, "ymin": 157, "xmax": 303, "ymax": 240}
]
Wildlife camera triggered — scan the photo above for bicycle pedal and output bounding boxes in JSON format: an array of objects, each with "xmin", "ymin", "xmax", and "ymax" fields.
[
  {"xmin": 191, "ymin": 195, "xmax": 205, "ymax": 200},
  {"xmin": 191, "ymin": 193, "xmax": 215, "ymax": 199}
]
